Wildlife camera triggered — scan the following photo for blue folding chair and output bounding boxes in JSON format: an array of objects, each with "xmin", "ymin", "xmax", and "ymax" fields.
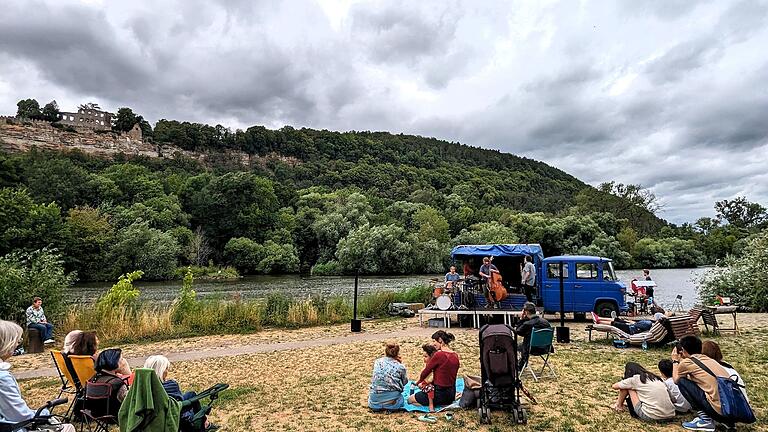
[{"xmin": 525, "ymin": 328, "xmax": 556, "ymax": 381}]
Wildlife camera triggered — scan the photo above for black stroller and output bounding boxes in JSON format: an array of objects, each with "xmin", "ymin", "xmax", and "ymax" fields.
[{"xmin": 478, "ymin": 324, "xmax": 527, "ymax": 425}]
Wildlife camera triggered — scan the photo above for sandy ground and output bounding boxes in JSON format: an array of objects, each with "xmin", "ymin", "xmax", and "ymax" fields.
[{"xmin": 12, "ymin": 313, "xmax": 768, "ymax": 431}]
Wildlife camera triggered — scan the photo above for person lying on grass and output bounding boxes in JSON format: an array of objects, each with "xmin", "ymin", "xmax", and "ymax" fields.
[
  {"xmin": 368, "ymin": 341, "xmax": 408, "ymax": 412},
  {"xmin": 611, "ymin": 361, "xmax": 676, "ymax": 422},
  {"xmin": 408, "ymin": 330, "xmax": 460, "ymax": 409}
]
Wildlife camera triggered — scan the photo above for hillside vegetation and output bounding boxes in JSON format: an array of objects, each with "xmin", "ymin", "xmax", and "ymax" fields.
[{"xmin": 2, "ymin": 108, "xmax": 765, "ymax": 285}]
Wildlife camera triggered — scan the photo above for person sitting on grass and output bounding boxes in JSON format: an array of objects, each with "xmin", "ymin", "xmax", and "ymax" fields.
[
  {"xmin": 368, "ymin": 341, "xmax": 408, "ymax": 412},
  {"xmin": 701, "ymin": 340, "xmax": 748, "ymax": 402},
  {"xmin": 672, "ymin": 335, "xmax": 745, "ymax": 431},
  {"xmin": 26, "ymin": 297, "xmax": 55, "ymax": 345},
  {"xmin": 409, "ymin": 330, "xmax": 460, "ymax": 409},
  {"xmin": 658, "ymin": 359, "xmax": 691, "ymax": 413},
  {"xmin": 144, "ymin": 355, "xmax": 216, "ymax": 431},
  {"xmin": 0, "ymin": 320, "xmax": 76, "ymax": 432},
  {"xmin": 420, "ymin": 344, "xmax": 439, "ymax": 412},
  {"xmin": 610, "ymin": 362, "xmax": 676, "ymax": 422}
]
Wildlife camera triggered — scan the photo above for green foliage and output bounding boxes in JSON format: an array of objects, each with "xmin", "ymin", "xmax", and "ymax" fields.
[
  {"xmin": 16, "ymin": 99, "xmax": 41, "ymax": 119},
  {"xmin": 453, "ymin": 221, "xmax": 518, "ymax": 245},
  {"xmin": 41, "ymin": 100, "xmax": 60, "ymax": 122},
  {"xmin": 173, "ymin": 264, "xmax": 239, "ymax": 280},
  {"xmin": 97, "ymin": 270, "xmax": 143, "ymax": 310},
  {"xmin": 715, "ymin": 196, "xmax": 767, "ymax": 229},
  {"xmin": 336, "ymin": 224, "xmax": 414, "ymax": 274},
  {"xmin": 64, "ymin": 207, "xmax": 115, "ymax": 280},
  {"xmin": 0, "ymin": 188, "xmax": 65, "ymax": 255},
  {"xmin": 172, "ymin": 268, "xmax": 198, "ymax": 324},
  {"xmin": 632, "ymin": 237, "xmax": 704, "ymax": 269},
  {"xmin": 310, "ymin": 261, "xmax": 340, "ymax": 276},
  {"xmin": 0, "ymin": 248, "xmax": 75, "ymax": 322},
  {"xmin": 108, "ymin": 223, "xmax": 180, "ymax": 280}
]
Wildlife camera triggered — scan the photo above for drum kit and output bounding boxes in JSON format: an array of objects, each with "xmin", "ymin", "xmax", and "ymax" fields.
[{"xmin": 430, "ymin": 276, "xmax": 481, "ymax": 310}]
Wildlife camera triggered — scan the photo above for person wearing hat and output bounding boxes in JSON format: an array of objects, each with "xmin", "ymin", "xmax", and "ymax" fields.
[{"xmin": 515, "ymin": 302, "xmax": 551, "ymax": 372}]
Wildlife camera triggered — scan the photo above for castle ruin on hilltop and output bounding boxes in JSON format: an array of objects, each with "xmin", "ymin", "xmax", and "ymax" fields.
[{"xmin": 57, "ymin": 103, "xmax": 113, "ymax": 131}]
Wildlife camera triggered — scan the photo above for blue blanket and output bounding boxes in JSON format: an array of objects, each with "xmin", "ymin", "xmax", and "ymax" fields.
[{"xmin": 401, "ymin": 379, "xmax": 464, "ymax": 412}]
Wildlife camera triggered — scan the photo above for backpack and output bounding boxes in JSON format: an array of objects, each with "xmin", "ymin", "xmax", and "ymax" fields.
[{"xmin": 690, "ymin": 357, "xmax": 755, "ymax": 424}]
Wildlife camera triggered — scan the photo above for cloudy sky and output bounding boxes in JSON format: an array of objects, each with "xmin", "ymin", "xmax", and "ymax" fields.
[{"xmin": 1, "ymin": 0, "xmax": 767, "ymax": 224}]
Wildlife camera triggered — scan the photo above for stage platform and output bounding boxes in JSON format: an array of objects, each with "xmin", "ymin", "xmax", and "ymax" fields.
[{"xmin": 417, "ymin": 308, "xmax": 523, "ymax": 328}]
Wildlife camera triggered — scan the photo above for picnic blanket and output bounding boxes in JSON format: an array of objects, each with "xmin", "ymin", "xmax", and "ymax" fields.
[{"xmin": 401, "ymin": 379, "xmax": 464, "ymax": 412}]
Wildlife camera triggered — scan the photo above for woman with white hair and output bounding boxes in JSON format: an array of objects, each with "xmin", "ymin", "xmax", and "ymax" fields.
[
  {"xmin": 0, "ymin": 320, "xmax": 76, "ymax": 432},
  {"xmin": 143, "ymin": 355, "xmax": 214, "ymax": 430}
]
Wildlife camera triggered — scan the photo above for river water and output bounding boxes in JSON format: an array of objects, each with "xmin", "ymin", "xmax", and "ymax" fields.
[{"xmin": 69, "ymin": 267, "xmax": 711, "ymax": 308}]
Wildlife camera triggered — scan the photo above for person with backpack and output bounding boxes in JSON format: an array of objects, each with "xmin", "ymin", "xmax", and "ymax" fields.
[{"xmin": 672, "ymin": 336, "xmax": 754, "ymax": 431}]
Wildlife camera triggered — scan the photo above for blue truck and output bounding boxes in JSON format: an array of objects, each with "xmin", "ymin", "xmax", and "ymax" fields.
[{"xmin": 450, "ymin": 245, "xmax": 628, "ymax": 317}]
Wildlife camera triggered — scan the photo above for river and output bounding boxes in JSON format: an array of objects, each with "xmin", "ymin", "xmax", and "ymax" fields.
[{"xmin": 68, "ymin": 267, "xmax": 711, "ymax": 309}]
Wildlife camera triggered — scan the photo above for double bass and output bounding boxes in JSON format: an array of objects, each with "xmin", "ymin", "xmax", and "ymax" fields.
[{"xmin": 486, "ymin": 257, "xmax": 508, "ymax": 305}]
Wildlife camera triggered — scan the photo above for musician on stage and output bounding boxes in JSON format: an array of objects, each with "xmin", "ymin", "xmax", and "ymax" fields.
[
  {"xmin": 444, "ymin": 265, "xmax": 461, "ymax": 289},
  {"xmin": 479, "ymin": 257, "xmax": 500, "ymax": 307}
]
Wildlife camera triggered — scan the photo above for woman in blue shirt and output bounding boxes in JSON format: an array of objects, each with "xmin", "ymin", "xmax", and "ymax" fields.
[
  {"xmin": 368, "ymin": 341, "xmax": 408, "ymax": 411},
  {"xmin": 0, "ymin": 320, "xmax": 75, "ymax": 432}
]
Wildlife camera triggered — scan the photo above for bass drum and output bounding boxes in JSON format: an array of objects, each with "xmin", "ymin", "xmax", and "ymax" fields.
[{"xmin": 436, "ymin": 294, "xmax": 453, "ymax": 311}]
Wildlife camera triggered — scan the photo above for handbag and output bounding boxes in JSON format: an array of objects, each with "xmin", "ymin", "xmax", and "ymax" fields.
[{"xmin": 690, "ymin": 356, "xmax": 755, "ymax": 424}]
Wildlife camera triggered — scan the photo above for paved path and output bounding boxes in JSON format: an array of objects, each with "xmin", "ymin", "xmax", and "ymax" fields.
[{"xmin": 15, "ymin": 327, "xmax": 440, "ymax": 380}]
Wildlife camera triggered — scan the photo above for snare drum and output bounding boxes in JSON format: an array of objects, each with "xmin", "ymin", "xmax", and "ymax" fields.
[{"xmin": 436, "ymin": 294, "xmax": 453, "ymax": 311}]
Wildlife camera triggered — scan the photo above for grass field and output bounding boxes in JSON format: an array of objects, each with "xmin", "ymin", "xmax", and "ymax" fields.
[{"xmin": 14, "ymin": 314, "xmax": 768, "ymax": 431}]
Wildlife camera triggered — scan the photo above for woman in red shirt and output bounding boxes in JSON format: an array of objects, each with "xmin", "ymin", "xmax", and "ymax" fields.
[{"xmin": 408, "ymin": 330, "xmax": 460, "ymax": 408}]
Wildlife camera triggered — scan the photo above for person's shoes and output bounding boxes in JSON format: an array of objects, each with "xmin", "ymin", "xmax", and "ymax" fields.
[
  {"xmin": 682, "ymin": 416, "xmax": 715, "ymax": 431},
  {"xmin": 590, "ymin": 312, "xmax": 600, "ymax": 324},
  {"xmin": 611, "ymin": 310, "xmax": 618, "ymax": 319},
  {"xmin": 43, "ymin": 339, "xmax": 55, "ymax": 344}
]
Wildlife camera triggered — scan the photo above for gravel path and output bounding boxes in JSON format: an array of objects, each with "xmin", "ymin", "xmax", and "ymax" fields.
[{"xmin": 15, "ymin": 327, "xmax": 440, "ymax": 380}]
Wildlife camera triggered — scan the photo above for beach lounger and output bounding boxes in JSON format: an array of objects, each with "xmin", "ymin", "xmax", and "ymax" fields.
[{"xmin": 587, "ymin": 321, "xmax": 669, "ymax": 346}]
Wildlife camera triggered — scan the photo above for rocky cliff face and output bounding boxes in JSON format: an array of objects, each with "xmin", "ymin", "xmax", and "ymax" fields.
[{"xmin": 0, "ymin": 117, "xmax": 254, "ymax": 167}]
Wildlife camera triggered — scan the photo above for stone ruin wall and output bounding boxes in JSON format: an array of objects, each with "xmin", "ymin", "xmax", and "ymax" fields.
[{"xmin": 0, "ymin": 116, "xmax": 267, "ymax": 168}]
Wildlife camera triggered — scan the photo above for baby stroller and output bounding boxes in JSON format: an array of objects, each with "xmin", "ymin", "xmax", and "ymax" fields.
[
  {"xmin": 118, "ymin": 368, "xmax": 228, "ymax": 432},
  {"xmin": 0, "ymin": 397, "xmax": 69, "ymax": 432},
  {"xmin": 478, "ymin": 324, "xmax": 526, "ymax": 425}
]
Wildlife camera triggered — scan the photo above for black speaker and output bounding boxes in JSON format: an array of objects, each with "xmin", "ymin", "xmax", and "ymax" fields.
[{"xmin": 556, "ymin": 326, "xmax": 570, "ymax": 343}]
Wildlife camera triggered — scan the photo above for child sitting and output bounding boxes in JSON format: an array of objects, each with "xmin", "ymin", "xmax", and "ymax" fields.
[
  {"xmin": 658, "ymin": 359, "xmax": 691, "ymax": 413},
  {"xmin": 418, "ymin": 344, "xmax": 438, "ymax": 412}
]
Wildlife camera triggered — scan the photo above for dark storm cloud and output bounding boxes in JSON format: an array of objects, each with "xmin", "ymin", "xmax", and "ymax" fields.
[{"xmin": 0, "ymin": 0, "xmax": 766, "ymax": 223}]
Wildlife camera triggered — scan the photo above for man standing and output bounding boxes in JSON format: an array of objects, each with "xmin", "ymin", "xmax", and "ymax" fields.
[
  {"xmin": 515, "ymin": 302, "xmax": 551, "ymax": 372},
  {"xmin": 672, "ymin": 335, "xmax": 738, "ymax": 431},
  {"xmin": 26, "ymin": 297, "xmax": 55, "ymax": 344},
  {"xmin": 479, "ymin": 257, "xmax": 500, "ymax": 306},
  {"xmin": 521, "ymin": 256, "xmax": 536, "ymax": 301}
]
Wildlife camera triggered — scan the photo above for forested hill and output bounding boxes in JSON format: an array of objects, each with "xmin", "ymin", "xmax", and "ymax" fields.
[{"xmin": 2, "ymin": 111, "xmax": 692, "ymax": 282}]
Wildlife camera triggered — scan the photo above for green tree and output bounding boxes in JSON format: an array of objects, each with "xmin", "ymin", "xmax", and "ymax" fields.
[
  {"xmin": 412, "ymin": 207, "xmax": 450, "ymax": 243},
  {"xmin": 223, "ymin": 237, "xmax": 265, "ymax": 274},
  {"xmin": 0, "ymin": 248, "xmax": 75, "ymax": 322},
  {"xmin": 16, "ymin": 99, "xmax": 41, "ymax": 119},
  {"xmin": 452, "ymin": 222, "xmax": 518, "ymax": 246},
  {"xmin": 336, "ymin": 224, "xmax": 414, "ymax": 274},
  {"xmin": 0, "ymin": 188, "xmax": 65, "ymax": 255},
  {"xmin": 108, "ymin": 223, "xmax": 180, "ymax": 279},
  {"xmin": 97, "ymin": 270, "xmax": 143, "ymax": 310},
  {"xmin": 64, "ymin": 207, "xmax": 115, "ymax": 280},
  {"xmin": 257, "ymin": 241, "xmax": 300, "ymax": 274},
  {"xmin": 714, "ymin": 196, "xmax": 767, "ymax": 229},
  {"xmin": 41, "ymin": 100, "xmax": 60, "ymax": 122}
]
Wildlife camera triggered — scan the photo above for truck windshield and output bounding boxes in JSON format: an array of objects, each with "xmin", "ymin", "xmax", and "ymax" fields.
[{"xmin": 602, "ymin": 261, "xmax": 617, "ymax": 281}]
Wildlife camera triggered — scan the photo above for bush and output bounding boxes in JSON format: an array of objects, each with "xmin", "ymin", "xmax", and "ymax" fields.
[
  {"xmin": 698, "ymin": 230, "xmax": 768, "ymax": 311},
  {"xmin": 173, "ymin": 264, "xmax": 239, "ymax": 280},
  {"xmin": 0, "ymin": 248, "xmax": 75, "ymax": 322},
  {"xmin": 97, "ymin": 271, "xmax": 143, "ymax": 311},
  {"xmin": 310, "ymin": 260, "xmax": 340, "ymax": 276},
  {"xmin": 264, "ymin": 292, "xmax": 292, "ymax": 326}
]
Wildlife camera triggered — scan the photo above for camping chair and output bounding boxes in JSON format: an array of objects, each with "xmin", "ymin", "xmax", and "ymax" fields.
[
  {"xmin": 81, "ymin": 372, "xmax": 128, "ymax": 432},
  {"xmin": 118, "ymin": 368, "xmax": 228, "ymax": 432},
  {"xmin": 524, "ymin": 328, "xmax": 556, "ymax": 381},
  {"xmin": 51, "ymin": 350, "xmax": 96, "ymax": 421}
]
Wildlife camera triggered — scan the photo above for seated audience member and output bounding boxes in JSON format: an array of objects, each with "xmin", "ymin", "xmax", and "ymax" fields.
[
  {"xmin": 26, "ymin": 297, "xmax": 55, "ymax": 345},
  {"xmin": 701, "ymin": 341, "xmax": 748, "ymax": 402},
  {"xmin": 409, "ymin": 331, "xmax": 460, "ymax": 408},
  {"xmin": 611, "ymin": 362, "xmax": 676, "ymax": 422},
  {"xmin": 0, "ymin": 320, "xmax": 76, "ymax": 432},
  {"xmin": 144, "ymin": 355, "xmax": 214, "ymax": 430},
  {"xmin": 673, "ymin": 335, "xmax": 745, "ymax": 431},
  {"xmin": 658, "ymin": 359, "xmax": 691, "ymax": 413},
  {"xmin": 591, "ymin": 312, "xmax": 666, "ymax": 335},
  {"xmin": 368, "ymin": 341, "xmax": 408, "ymax": 411},
  {"xmin": 70, "ymin": 331, "xmax": 99, "ymax": 358},
  {"xmin": 516, "ymin": 302, "xmax": 551, "ymax": 371},
  {"xmin": 63, "ymin": 330, "xmax": 83, "ymax": 354},
  {"xmin": 420, "ymin": 344, "xmax": 439, "ymax": 412},
  {"xmin": 86, "ymin": 349, "xmax": 129, "ymax": 418}
]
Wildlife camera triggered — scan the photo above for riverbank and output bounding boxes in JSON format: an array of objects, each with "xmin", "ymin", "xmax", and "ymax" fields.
[{"xmin": 14, "ymin": 313, "xmax": 768, "ymax": 431}]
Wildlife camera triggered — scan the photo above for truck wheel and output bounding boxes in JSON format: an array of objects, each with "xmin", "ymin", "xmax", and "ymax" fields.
[{"xmin": 595, "ymin": 301, "xmax": 617, "ymax": 318}]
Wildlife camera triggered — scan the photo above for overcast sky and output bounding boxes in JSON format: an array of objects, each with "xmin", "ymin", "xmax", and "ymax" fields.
[{"xmin": 1, "ymin": 0, "xmax": 767, "ymax": 224}]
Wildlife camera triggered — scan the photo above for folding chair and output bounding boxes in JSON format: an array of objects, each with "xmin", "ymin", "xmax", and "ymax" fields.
[
  {"xmin": 671, "ymin": 295, "xmax": 684, "ymax": 312},
  {"xmin": 524, "ymin": 328, "xmax": 556, "ymax": 381},
  {"xmin": 81, "ymin": 373, "xmax": 125, "ymax": 432},
  {"xmin": 51, "ymin": 350, "xmax": 97, "ymax": 421}
]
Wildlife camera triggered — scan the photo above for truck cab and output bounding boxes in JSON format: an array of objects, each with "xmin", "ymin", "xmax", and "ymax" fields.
[{"xmin": 539, "ymin": 256, "xmax": 628, "ymax": 317}]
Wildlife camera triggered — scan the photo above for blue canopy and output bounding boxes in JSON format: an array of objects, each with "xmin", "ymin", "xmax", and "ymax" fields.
[{"xmin": 451, "ymin": 244, "xmax": 544, "ymax": 262}]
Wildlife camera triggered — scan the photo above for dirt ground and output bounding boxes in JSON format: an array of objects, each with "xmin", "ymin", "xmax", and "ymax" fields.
[{"xmin": 13, "ymin": 313, "xmax": 768, "ymax": 431}]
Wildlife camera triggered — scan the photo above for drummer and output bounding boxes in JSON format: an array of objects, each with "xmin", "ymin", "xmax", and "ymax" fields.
[{"xmin": 444, "ymin": 265, "xmax": 461, "ymax": 290}]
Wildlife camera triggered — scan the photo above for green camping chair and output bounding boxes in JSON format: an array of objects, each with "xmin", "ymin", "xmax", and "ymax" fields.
[
  {"xmin": 118, "ymin": 368, "xmax": 228, "ymax": 432},
  {"xmin": 525, "ymin": 328, "xmax": 556, "ymax": 381}
]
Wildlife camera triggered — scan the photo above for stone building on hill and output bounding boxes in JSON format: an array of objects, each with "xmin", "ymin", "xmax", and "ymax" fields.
[{"xmin": 58, "ymin": 103, "xmax": 113, "ymax": 130}]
